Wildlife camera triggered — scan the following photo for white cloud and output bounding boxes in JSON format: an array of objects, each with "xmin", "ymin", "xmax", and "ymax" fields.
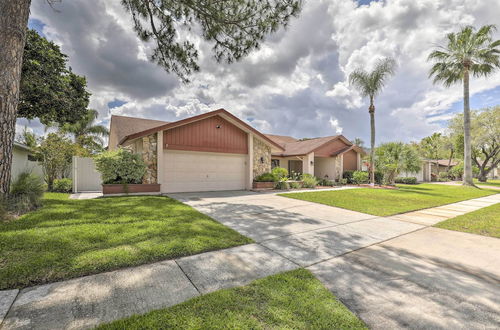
[{"xmin": 22, "ymin": 0, "xmax": 500, "ymax": 145}]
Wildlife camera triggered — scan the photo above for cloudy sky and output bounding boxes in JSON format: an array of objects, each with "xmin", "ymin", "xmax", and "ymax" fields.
[{"xmin": 21, "ymin": 0, "xmax": 500, "ymax": 145}]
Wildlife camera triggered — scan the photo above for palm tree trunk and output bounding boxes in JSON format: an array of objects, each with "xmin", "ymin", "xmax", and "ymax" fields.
[
  {"xmin": 0, "ymin": 0, "xmax": 32, "ymax": 195},
  {"xmin": 369, "ymin": 97, "xmax": 375, "ymax": 185},
  {"xmin": 462, "ymin": 67, "xmax": 474, "ymax": 186}
]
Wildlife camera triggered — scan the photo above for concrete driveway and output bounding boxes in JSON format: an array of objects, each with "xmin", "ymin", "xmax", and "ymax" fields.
[
  {"xmin": 169, "ymin": 190, "xmax": 424, "ymax": 266},
  {"xmin": 170, "ymin": 190, "xmax": 500, "ymax": 329}
]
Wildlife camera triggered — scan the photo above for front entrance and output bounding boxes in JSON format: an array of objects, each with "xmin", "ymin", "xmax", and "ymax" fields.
[{"xmin": 288, "ymin": 160, "xmax": 303, "ymax": 176}]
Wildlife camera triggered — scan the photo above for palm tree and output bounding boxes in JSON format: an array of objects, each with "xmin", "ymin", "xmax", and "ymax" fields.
[
  {"xmin": 428, "ymin": 25, "xmax": 500, "ymax": 186},
  {"xmin": 349, "ymin": 58, "xmax": 397, "ymax": 185},
  {"xmin": 60, "ymin": 109, "xmax": 109, "ymax": 153}
]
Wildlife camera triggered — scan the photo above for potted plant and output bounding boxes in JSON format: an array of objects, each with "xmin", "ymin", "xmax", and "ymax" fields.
[
  {"xmin": 253, "ymin": 172, "xmax": 275, "ymax": 189},
  {"xmin": 94, "ymin": 148, "xmax": 160, "ymax": 194}
]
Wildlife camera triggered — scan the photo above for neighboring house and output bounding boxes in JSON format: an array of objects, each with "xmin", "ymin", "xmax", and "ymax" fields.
[
  {"xmin": 265, "ymin": 134, "xmax": 364, "ymax": 181},
  {"xmin": 11, "ymin": 142, "xmax": 43, "ymax": 180},
  {"xmin": 107, "ymin": 109, "xmax": 364, "ymax": 193},
  {"xmin": 429, "ymin": 159, "xmax": 458, "ymax": 175}
]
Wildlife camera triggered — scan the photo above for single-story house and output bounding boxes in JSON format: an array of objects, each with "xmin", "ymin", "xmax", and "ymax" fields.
[
  {"xmin": 108, "ymin": 109, "xmax": 365, "ymax": 193},
  {"xmin": 265, "ymin": 134, "xmax": 364, "ymax": 180},
  {"xmin": 11, "ymin": 142, "xmax": 43, "ymax": 180}
]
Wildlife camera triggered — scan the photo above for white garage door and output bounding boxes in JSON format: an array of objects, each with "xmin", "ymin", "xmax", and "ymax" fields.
[{"xmin": 163, "ymin": 150, "xmax": 247, "ymax": 193}]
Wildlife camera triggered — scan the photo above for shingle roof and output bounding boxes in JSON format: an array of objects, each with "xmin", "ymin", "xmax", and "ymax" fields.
[
  {"xmin": 265, "ymin": 134, "xmax": 357, "ymax": 157},
  {"xmin": 430, "ymin": 159, "xmax": 459, "ymax": 167},
  {"xmin": 108, "ymin": 115, "xmax": 169, "ymax": 149},
  {"xmin": 264, "ymin": 134, "xmax": 298, "ymax": 147}
]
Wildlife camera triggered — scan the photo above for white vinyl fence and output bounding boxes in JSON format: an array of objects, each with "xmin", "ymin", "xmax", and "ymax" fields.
[{"xmin": 72, "ymin": 156, "xmax": 102, "ymax": 192}]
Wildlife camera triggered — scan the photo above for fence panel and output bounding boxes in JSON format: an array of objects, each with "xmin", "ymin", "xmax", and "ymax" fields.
[{"xmin": 72, "ymin": 156, "xmax": 102, "ymax": 192}]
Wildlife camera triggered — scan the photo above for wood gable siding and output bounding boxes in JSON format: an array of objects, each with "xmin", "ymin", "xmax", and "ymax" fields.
[
  {"xmin": 314, "ymin": 139, "xmax": 349, "ymax": 157},
  {"xmin": 163, "ymin": 115, "xmax": 248, "ymax": 154},
  {"xmin": 343, "ymin": 150, "xmax": 358, "ymax": 171}
]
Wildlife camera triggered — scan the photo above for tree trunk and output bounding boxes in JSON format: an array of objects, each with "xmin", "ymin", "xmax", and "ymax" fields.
[
  {"xmin": 369, "ymin": 97, "xmax": 375, "ymax": 185},
  {"xmin": 462, "ymin": 67, "xmax": 474, "ymax": 186},
  {"xmin": 447, "ymin": 148, "xmax": 453, "ymax": 172},
  {"xmin": 0, "ymin": 0, "xmax": 32, "ymax": 195}
]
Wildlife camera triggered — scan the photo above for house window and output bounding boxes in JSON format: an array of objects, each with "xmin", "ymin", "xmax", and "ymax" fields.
[{"xmin": 271, "ymin": 159, "xmax": 280, "ymax": 169}]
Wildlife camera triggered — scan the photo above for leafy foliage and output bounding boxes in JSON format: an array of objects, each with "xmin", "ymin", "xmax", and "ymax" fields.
[
  {"xmin": 352, "ymin": 171, "xmax": 369, "ymax": 184},
  {"xmin": 349, "ymin": 58, "xmax": 397, "ymax": 100},
  {"xmin": 19, "ymin": 30, "xmax": 90, "ymax": 125},
  {"xmin": 375, "ymin": 142, "xmax": 421, "ymax": 185},
  {"xmin": 342, "ymin": 170, "xmax": 355, "ymax": 184},
  {"xmin": 418, "ymin": 132, "xmax": 445, "ymax": 160},
  {"xmin": 38, "ymin": 133, "xmax": 75, "ymax": 191},
  {"xmin": 8, "ymin": 171, "xmax": 45, "ymax": 214},
  {"xmin": 121, "ymin": 0, "xmax": 302, "ymax": 82},
  {"xmin": 274, "ymin": 177, "xmax": 290, "ymax": 190},
  {"xmin": 271, "ymin": 167, "xmax": 288, "ymax": 181},
  {"xmin": 53, "ymin": 178, "xmax": 73, "ymax": 193},
  {"xmin": 254, "ymin": 172, "xmax": 275, "ymax": 182},
  {"xmin": 448, "ymin": 106, "xmax": 500, "ymax": 181},
  {"xmin": 94, "ymin": 149, "xmax": 146, "ymax": 184},
  {"xmin": 301, "ymin": 173, "xmax": 318, "ymax": 188},
  {"xmin": 428, "ymin": 25, "xmax": 500, "ymax": 87},
  {"xmin": 59, "ymin": 109, "xmax": 109, "ymax": 154}
]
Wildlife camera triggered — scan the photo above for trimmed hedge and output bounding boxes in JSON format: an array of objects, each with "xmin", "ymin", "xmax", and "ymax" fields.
[{"xmin": 395, "ymin": 177, "xmax": 417, "ymax": 184}]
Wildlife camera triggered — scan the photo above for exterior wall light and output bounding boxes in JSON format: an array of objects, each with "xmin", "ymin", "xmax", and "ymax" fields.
[{"xmin": 216, "ymin": 124, "xmax": 221, "ymax": 129}]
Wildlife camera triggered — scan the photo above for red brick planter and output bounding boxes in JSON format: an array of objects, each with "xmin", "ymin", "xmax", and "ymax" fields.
[
  {"xmin": 102, "ymin": 184, "xmax": 161, "ymax": 195},
  {"xmin": 252, "ymin": 181, "xmax": 275, "ymax": 189}
]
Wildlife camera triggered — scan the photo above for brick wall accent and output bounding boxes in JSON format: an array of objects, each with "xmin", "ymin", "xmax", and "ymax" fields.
[
  {"xmin": 142, "ymin": 133, "xmax": 158, "ymax": 184},
  {"xmin": 253, "ymin": 137, "xmax": 271, "ymax": 178}
]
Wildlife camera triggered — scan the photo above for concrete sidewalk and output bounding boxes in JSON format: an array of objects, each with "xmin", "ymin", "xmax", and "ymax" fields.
[
  {"xmin": 310, "ymin": 227, "xmax": 500, "ymax": 329},
  {"xmin": 1, "ymin": 192, "xmax": 498, "ymax": 329}
]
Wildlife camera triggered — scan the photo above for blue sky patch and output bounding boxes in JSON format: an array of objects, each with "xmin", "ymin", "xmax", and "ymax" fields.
[
  {"xmin": 28, "ymin": 18, "xmax": 46, "ymax": 37},
  {"xmin": 108, "ymin": 99, "xmax": 127, "ymax": 109}
]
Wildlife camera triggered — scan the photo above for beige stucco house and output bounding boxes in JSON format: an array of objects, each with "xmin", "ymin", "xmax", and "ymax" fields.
[
  {"xmin": 108, "ymin": 109, "xmax": 365, "ymax": 193},
  {"xmin": 265, "ymin": 134, "xmax": 364, "ymax": 180}
]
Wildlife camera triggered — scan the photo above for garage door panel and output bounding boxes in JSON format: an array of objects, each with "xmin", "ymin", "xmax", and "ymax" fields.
[{"xmin": 163, "ymin": 150, "xmax": 246, "ymax": 193}]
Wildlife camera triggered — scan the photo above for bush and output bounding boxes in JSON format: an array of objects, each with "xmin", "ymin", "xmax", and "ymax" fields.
[
  {"xmin": 271, "ymin": 167, "xmax": 288, "ymax": 181},
  {"xmin": 53, "ymin": 178, "xmax": 72, "ymax": 192},
  {"xmin": 254, "ymin": 173, "xmax": 275, "ymax": 182},
  {"xmin": 274, "ymin": 178, "xmax": 290, "ymax": 190},
  {"xmin": 374, "ymin": 170, "xmax": 384, "ymax": 184},
  {"xmin": 94, "ymin": 148, "xmax": 146, "ymax": 184},
  {"xmin": 289, "ymin": 181, "xmax": 302, "ymax": 189},
  {"xmin": 8, "ymin": 172, "xmax": 45, "ymax": 214},
  {"xmin": 342, "ymin": 170, "xmax": 355, "ymax": 184},
  {"xmin": 301, "ymin": 174, "xmax": 318, "ymax": 188},
  {"xmin": 394, "ymin": 177, "xmax": 417, "ymax": 184},
  {"xmin": 317, "ymin": 177, "xmax": 334, "ymax": 186},
  {"xmin": 352, "ymin": 171, "xmax": 369, "ymax": 185},
  {"xmin": 438, "ymin": 172, "xmax": 450, "ymax": 182},
  {"xmin": 340, "ymin": 178, "xmax": 348, "ymax": 185}
]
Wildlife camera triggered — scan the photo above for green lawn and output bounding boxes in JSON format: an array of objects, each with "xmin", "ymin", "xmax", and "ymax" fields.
[
  {"xmin": 474, "ymin": 179, "xmax": 500, "ymax": 188},
  {"xmin": 281, "ymin": 184, "xmax": 498, "ymax": 217},
  {"xmin": 435, "ymin": 203, "xmax": 500, "ymax": 238},
  {"xmin": 0, "ymin": 193, "xmax": 252, "ymax": 289},
  {"xmin": 98, "ymin": 269, "xmax": 366, "ymax": 330}
]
